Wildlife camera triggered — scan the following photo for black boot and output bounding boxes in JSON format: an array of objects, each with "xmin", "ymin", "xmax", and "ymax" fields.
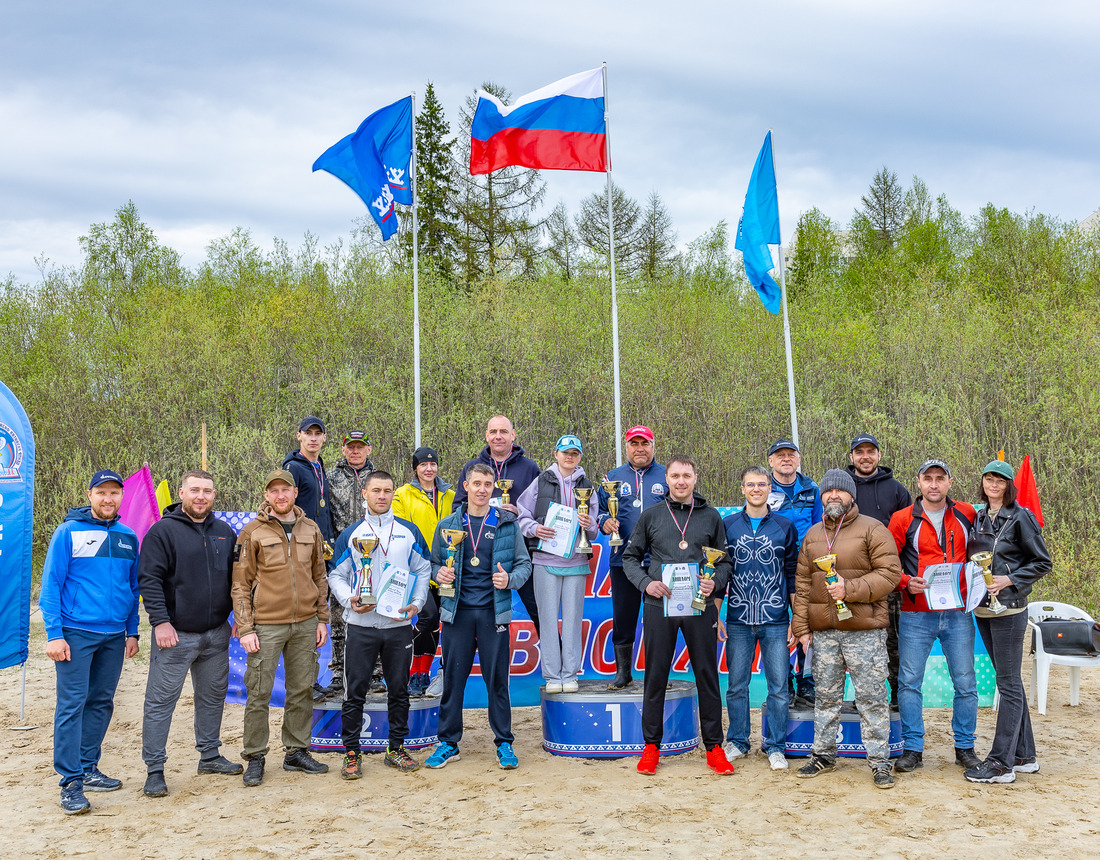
[{"xmin": 607, "ymin": 644, "xmax": 634, "ymax": 690}]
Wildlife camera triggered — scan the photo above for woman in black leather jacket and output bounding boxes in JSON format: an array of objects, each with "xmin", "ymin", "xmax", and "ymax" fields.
[{"xmin": 963, "ymin": 460, "xmax": 1052, "ymax": 784}]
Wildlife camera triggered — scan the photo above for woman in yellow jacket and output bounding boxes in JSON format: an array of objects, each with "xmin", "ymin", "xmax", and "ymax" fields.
[{"xmin": 392, "ymin": 447, "xmax": 455, "ymax": 696}]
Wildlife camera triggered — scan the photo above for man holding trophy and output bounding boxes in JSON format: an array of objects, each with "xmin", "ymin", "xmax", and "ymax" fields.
[
  {"xmin": 327, "ymin": 471, "xmax": 432, "ymax": 778},
  {"xmin": 792, "ymin": 470, "xmax": 901, "ymax": 789},
  {"xmin": 622, "ymin": 455, "xmax": 734, "ymax": 776},
  {"xmin": 426, "ymin": 464, "xmax": 532, "ymax": 770}
]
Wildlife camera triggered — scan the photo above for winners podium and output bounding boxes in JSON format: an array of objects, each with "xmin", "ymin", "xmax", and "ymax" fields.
[
  {"xmin": 767, "ymin": 701, "xmax": 903, "ymax": 757},
  {"xmin": 541, "ymin": 679, "xmax": 700, "ymax": 758},
  {"xmin": 310, "ymin": 695, "xmax": 440, "ymax": 752}
]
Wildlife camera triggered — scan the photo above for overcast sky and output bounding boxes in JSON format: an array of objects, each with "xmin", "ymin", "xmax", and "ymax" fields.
[{"xmin": 3, "ymin": 0, "xmax": 1098, "ymax": 285}]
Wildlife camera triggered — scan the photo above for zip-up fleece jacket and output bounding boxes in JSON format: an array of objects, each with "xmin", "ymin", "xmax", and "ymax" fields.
[
  {"xmin": 39, "ymin": 506, "xmax": 140, "ymax": 641},
  {"xmin": 596, "ymin": 461, "xmax": 667, "ymax": 568},
  {"xmin": 967, "ymin": 502, "xmax": 1052, "ymax": 610},
  {"xmin": 722, "ymin": 509, "xmax": 798, "ymax": 626},
  {"xmin": 328, "ymin": 457, "xmax": 375, "ymax": 538},
  {"xmin": 430, "ymin": 504, "xmax": 532, "ymax": 625},
  {"xmin": 768, "ymin": 472, "xmax": 822, "ymax": 546},
  {"xmin": 453, "ymin": 444, "xmax": 541, "ymax": 506},
  {"xmin": 888, "ymin": 497, "xmax": 976, "ymax": 612},
  {"xmin": 328, "ymin": 510, "xmax": 432, "ymax": 629},
  {"xmin": 392, "ymin": 478, "xmax": 455, "ymax": 551},
  {"xmin": 282, "ymin": 450, "xmax": 334, "ymax": 541},
  {"xmin": 231, "ymin": 503, "xmax": 329, "ymax": 636},
  {"xmin": 138, "ymin": 503, "xmax": 235, "ymax": 632},
  {"xmin": 516, "ymin": 465, "xmax": 600, "ymax": 569},
  {"xmin": 792, "ymin": 504, "xmax": 902, "ymax": 636},
  {"xmin": 621, "ymin": 492, "xmax": 732, "ymax": 608},
  {"xmin": 845, "ymin": 464, "xmax": 912, "ymax": 527}
]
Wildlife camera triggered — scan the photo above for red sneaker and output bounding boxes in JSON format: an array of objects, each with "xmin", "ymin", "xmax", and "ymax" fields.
[
  {"xmin": 637, "ymin": 744, "xmax": 660, "ymax": 775},
  {"xmin": 706, "ymin": 746, "xmax": 735, "ymax": 775}
]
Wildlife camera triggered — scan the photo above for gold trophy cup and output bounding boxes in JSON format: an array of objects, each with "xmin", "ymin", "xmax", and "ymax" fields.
[
  {"xmin": 601, "ymin": 480, "xmax": 623, "ymax": 547},
  {"xmin": 495, "ymin": 479, "xmax": 514, "ymax": 505},
  {"xmin": 970, "ymin": 551, "xmax": 1006, "ymax": 614},
  {"xmin": 574, "ymin": 487, "xmax": 594, "ymax": 555},
  {"xmin": 350, "ymin": 535, "xmax": 380, "ymax": 608},
  {"xmin": 692, "ymin": 546, "xmax": 727, "ymax": 611},
  {"xmin": 813, "ymin": 553, "xmax": 853, "ymax": 621},
  {"xmin": 438, "ymin": 528, "xmax": 466, "ymax": 599}
]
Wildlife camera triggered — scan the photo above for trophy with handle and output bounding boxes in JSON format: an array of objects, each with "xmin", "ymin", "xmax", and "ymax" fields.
[
  {"xmin": 495, "ymin": 479, "xmax": 514, "ymax": 505},
  {"xmin": 437, "ymin": 528, "xmax": 466, "ymax": 599},
  {"xmin": 350, "ymin": 535, "xmax": 380, "ymax": 609},
  {"xmin": 573, "ymin": 487, "xmax": 594, "ymax": 555},
  {"xmin": 601, "ymin": 480, "xmax": 623, "ymax": 547},
  {"xmin": 970, "ymin": 551, "xmax": 1007, "ymax": 614},
  {"xmin": 691, "ymin": 546, "xmax": 727, "ymax": 611},
  {"xmin": 813, "ymin": 553, "xmax": 853, "ymax": 621}
]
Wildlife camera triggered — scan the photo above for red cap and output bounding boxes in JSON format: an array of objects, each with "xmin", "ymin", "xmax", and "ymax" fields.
[{"xmin": 625, "ymin": 425, "xmax": 654, "ymax": 441}]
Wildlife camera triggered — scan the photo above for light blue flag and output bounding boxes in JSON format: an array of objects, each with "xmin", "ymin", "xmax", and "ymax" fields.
[
  {"xmin": 734, "ymin": 131, "xmax": 781, "ymax": 314},
  {"xmin": 313, "ymin": 96, "xmax": 413, "ymax": 241}
]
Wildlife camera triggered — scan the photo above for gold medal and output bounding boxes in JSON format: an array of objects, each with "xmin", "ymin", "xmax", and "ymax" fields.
[
  {"xmin": 319, "ymin": 499, "xmax": 326, "ymax": 507},
  {"xmin": 470, "ymin": 556, "xmax": 480, "ymax": 566}
]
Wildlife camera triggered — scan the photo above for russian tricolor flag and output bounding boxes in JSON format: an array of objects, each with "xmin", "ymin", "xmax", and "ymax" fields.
[{"xmin": 470, "ymin": 68, "xmax": 607, "ymax": 175}]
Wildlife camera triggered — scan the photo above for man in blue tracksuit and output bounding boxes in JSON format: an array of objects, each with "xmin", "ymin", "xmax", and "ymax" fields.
[
  {"xmin": 767, "ymin": 439, "xmax": 822, "ymax": 705},
  {"xmin": 596, "ymin": 425, "xmax": 667, "ymax": 690},
  {"xmin": 39, "ymin": 470, "xmax": 140, "ymax": 815},
  {"xmin": 721, "ymin": 465, "xmax": 798, "ymax": 770}
]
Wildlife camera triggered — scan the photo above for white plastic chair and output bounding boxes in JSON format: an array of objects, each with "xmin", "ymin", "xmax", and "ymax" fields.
[{"xmin": 1028, "ymin": 601, "xmax": 1100, "ymax": 715}]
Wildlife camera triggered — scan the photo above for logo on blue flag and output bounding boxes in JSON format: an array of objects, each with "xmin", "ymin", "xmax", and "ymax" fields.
[
  {"xmin": 0, "ymin": 421, "xmax": 23, "ymax": 481},
  {"xmin": 313, "ymin": 96, "xmax": 413, "ymax": 241},
  {"xmin": 734, "ymin": 131, "xmax": 782, "ymax": 315}
]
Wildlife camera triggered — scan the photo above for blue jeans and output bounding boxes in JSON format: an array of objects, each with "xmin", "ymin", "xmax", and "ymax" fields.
[
  {"xmin": 53, "ymin": 628, "xmax": 126, "ymax": 785},
  {"xmin": 725, "ymin": 621, "xmax": 790, "ymax": 754},
  {"xmin": 898, "ymin": 610, "xmax": 977, "ymax": 752}
]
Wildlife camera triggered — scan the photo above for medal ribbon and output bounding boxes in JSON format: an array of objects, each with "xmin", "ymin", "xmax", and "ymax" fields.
[
  {"xmin": 367, "ymin": 517, "xmax": 396, "ymax": 556},
  {"xmin": 665, "ymin": 499, "xmax": 694, "ymax": 547},
  {"xmin": 464, "ymin": 511, "xmax": 489, "ymax": 562},
  {"xmin": 823, "ymin": 516, "xmax": 844, "ymax": 553},
  {"xmin": 311, "ymin": 461, "xmax": 325, "ymax": 500}
]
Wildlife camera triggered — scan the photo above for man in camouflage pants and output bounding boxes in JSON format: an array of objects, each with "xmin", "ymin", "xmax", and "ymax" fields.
[{"xmin": 790, "ymin": 469, "xmax": 902, "ymax": 789}]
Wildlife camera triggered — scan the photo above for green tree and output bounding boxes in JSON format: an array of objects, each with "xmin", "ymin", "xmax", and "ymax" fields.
[
  {"xmin": 79, "ymin": 201, "xmax": 183, "ymax": 295},
  {"xmin": 636, "ymin": 191, "xmax": 678, "ymax": 281},
  {"xmin": 852, "ymin": 166, "xmax": 906, "ymax": 253},
  {"xmin": 575, "ymin": 180, "xmax": 641, "ymax": 276},
  {"xmin": 788, "ymin": 207, "xmax": 841, "ymax": 295},
  {"xmin": 545, "ymin": 201, "xmax": 580, "ymax": 281},
  {"xmin": 412, "ymin": 82, "xmax": 459, "ymax": 277}
]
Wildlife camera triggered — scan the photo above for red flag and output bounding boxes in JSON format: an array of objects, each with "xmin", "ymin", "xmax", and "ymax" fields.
[{"xmin": 1014, "ymin": 455, "xmax": 1044, "ymax": 527}]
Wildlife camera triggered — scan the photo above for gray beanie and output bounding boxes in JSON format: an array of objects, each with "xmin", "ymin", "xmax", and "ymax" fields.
[{"xmin": 819, "ymin": 469, "xmax": 857, "ymax": 499}]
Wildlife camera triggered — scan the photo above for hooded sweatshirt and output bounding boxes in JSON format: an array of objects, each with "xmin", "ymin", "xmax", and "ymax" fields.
[{"xmin": 845, "ymin": 464, "xmax": 912, "ymax": 527}]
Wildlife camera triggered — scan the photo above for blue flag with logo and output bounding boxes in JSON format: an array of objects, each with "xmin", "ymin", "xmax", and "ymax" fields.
[
  {"xmin": 734, "ymin": 131, "xmax": 781, "ymax": 314},
  {"xmin": 0, "ymin": 379, "xmax": 34, "ymax": 669},
  {"xmin": 313, "ymin": 96, "xmax": 413, "ymax": 241}
]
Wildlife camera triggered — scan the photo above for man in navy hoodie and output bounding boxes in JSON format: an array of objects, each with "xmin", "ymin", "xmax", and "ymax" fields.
[
  {"xmin": 138, "ymin": 469, "xmax": 242, "ymax": 798},
  {"xmin": 282, "ymin": 415, "xmax": 333, "ymax": 543},
  {"xmin": 40, "ymin": 470, "xmax": 140, "ymax": 815}
]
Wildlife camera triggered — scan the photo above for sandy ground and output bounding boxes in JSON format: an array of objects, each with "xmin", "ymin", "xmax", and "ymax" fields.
[{"xmin": 3, "ymin": 621, "xmax": 1098, "ymax": 860}]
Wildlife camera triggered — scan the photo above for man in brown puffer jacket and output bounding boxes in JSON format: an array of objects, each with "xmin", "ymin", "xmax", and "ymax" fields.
[{"xmin": 791, "ymin": 469, "xmax": 902, "ymax": 789}]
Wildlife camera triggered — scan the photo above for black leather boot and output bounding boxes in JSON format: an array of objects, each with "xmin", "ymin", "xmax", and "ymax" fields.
[{"xmin": 607, "ymin": 644, "xmax": 635, "ymax": 690}]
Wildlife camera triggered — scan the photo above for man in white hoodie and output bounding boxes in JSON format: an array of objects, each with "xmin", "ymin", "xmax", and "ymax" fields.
[{"xmin": 327, "ymin": 471, "xmax": 432, "ymax": 778}]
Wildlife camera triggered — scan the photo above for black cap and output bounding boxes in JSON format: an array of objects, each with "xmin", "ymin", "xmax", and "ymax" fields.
[
  {"xmin": 917, "ymin": 459, "xmax": 951, "ymax": 477},
  {"xmin": 343, "ymin": 430, "xmax": 370, "ymax": 445},
  {"xmin": 89, "ymin": 469, "xmax": 124, "ymax": 489},
  {"xmin": 768, "ymin": 439, "xmax": 799, "ymax": 457},
  {"xmin": 298, "ymin": 416, "xmax": 326, "ymax": 433},
  {"xmin": 850, "ymin": 433, "xmax": 880, "ymax": 452},
  {"xmin": 412, "ymin": 446, "xmax": 439, "ymax": 468}
]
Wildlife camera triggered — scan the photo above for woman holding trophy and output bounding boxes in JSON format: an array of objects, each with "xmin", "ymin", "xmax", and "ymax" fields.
[
  {"xmin": 964, "ymin": 460, "xmax": 1051, "ymax": 784},
  {"xmin": 516, "ymin": 435, "xmax": 600, "ymax": 693}
]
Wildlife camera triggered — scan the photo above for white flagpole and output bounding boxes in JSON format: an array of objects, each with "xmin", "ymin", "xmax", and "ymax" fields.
[
  {"xmin": 769, "ymin": 130, "xmax": 800, "ymax": 447},
  {"xmin": 602, "ymin": 62, "xmax": 623, "ymax": 464},
  {"xmin": 411, "ymin": 91, "xmax": 422, "ymax": 447}
]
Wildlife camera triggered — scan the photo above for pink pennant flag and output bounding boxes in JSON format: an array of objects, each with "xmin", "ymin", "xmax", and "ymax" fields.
[{"xmin": 119, "ymin": 463, "xmax": 162, "ymax": 548}]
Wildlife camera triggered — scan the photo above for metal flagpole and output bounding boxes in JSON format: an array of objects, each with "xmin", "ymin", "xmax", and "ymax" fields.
[
  {"xmin": 411, "ymin": 91, "xmax": 422, "ymax": 447},
  {"xmin": 770, "ymin": 130, "xmax": 800, "ymax": 447},
  {"xmin": 602, "ymin": 62, "xmax": 623, "ymax": 464}
]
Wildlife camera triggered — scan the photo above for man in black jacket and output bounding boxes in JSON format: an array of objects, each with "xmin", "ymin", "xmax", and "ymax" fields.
[
  {"xmin": 282, "ymin": 415, "xmax": 334, "ymax": 543},
  {"xmin": 622, "ymin": 455, "xmax": 735, "ymax": 777},
  {"xmin": 138, "ymin": 470, "xmax": 242, "ymax": 797},
  {"xmin": 846, "ymin": 433, "xmax": 911, "ymax": 707}
]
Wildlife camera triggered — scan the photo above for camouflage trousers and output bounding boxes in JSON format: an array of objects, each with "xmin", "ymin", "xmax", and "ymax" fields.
[
  {"xmin": 810, "ymin": 628, "xmax": 890, "ymax": 767},
  {"xmin": 326, "ymin": 592, "xmax": 346, "ymax": 686}
]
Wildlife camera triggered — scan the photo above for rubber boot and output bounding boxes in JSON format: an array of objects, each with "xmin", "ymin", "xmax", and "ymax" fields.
[{"xmin": 607, "ymin": 644, "xmax": 635, "ymax": 690}]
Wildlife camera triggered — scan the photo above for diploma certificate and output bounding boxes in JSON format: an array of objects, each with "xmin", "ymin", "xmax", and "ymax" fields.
[
  {"xmin": 537, "ymin": 502, "xmax": 580, "ymax": 559},
  {"xmin": 662, "ymin": 562, "xmax": 700, "ymax": 617},
  {"xmin": 923, "ymin": 562, "xmax": 964, "ymax": 611}
]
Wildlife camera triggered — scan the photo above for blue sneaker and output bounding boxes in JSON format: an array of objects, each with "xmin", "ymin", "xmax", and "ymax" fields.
[
  {"xmin": 496, "ymin": 742, "xmax": 519, "ymax": 769},
  {"xmin": 82, "ymin": 767, "xmax": 122, "ymax": 792},
  {"xmin": 59, "ymin": 780, "xmax": 90, "ymax": 815},
  {"xmin": 425, "ymin": 742, "xmax": 460, "ymax": 769}
]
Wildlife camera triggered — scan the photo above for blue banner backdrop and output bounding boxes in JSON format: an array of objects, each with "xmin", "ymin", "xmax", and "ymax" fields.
[
  {"xmin": 216, "ymin": 510, "xmax": 995, "ymax": 709},
  {"xmin": 0, "ymin": 379, "xmax": 35, "ymax": 669}
]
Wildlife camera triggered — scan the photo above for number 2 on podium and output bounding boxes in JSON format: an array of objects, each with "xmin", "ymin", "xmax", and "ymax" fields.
[{"xmin": 605, "ymin": 703, "xmax": 622, "ymax": 742}]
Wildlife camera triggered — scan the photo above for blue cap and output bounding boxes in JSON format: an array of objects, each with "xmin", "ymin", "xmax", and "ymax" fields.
[
  {"xmin": 850, "ymin": 433, "xmax": 880, "ymax": 452},
  {"xmin": 89, "ymin": 469, "xmax": 124, "ymax": 489},
  {"xmin": 768, "ymin": 439, "xmax": 799, "ymax": 457},
  {"xmin": 555, "ymin": 434, "xmax": 583, "ymax": 454}
]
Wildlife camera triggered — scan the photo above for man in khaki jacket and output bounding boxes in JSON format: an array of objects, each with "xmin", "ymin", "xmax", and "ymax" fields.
[
  {"xmin": 791, "ymin": 469, "xmax": 902, "ymax": 789},
  {"xmin": 232, "ymin": 470, "xmax": 330, "ymax": 786}
]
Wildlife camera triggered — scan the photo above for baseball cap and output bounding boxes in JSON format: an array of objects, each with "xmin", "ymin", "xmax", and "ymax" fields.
[
  {"xmin": 917, "ymin": 459, "xmax": 951, "ymax": 477},
  {"xmin": 298, "ymin": 416, "xmax": 326, "ymax": 433},
  {"xmin": 412, "ymin": 446, "xmax": 439, "ymax": 467},
  {"xmin": 850, "ymin": 433, "xmax": 880, "ymax": 452},
  {"xmin": 343, "ymin": 430, "xmax": 370, "ymax": 445},
  {"xmin": 768, "ymin": 439, "xmax": 799, "ymax": 457},
  {"xmin": 89, "ymin": 469, "xmax": 124, "ymax": 489},
  {"xmin": 555, "ymin": 434, "xmax": 583, "ymax": 453},
  {"xmin": 625, "ymin": 425, "xmax": 654, "ymax": 442},
  {"xmin": 982, "ymin": 460, "xmax": 1015, "ymax": 480},
  {"xmin": 264, "ymin": 469, "xmax": 296, "ymax": 489}
]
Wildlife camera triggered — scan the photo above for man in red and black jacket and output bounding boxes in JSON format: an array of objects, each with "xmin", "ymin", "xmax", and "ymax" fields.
[{"xmin": 888, "ymin": 459, "xmax": 980, "ymax": 775}]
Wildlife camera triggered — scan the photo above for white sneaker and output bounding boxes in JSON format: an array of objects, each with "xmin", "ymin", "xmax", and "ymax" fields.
[
  {"xmin": 722, "ymin": 742, "xmax": 745, "ymax": 760},
  {"xmin": 425, "ymin": 671, "xmax": 443, "ymax": 697},
  {"xmin": 561, "ymin": 680, "xmax": 579, "ymax": 693},
  {"xmin": 768, "ymin": 751, "xmax": 789, "ymax": 770},
  {"xmin": 545, "ymin": 682, "xmax": 564, "ymax": 694}
]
